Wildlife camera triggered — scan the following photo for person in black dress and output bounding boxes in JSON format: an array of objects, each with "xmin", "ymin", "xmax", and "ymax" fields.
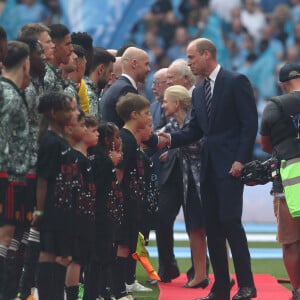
[{"xmin": 84, "ymin": 121, "xmax": 123, "ymax": 300}]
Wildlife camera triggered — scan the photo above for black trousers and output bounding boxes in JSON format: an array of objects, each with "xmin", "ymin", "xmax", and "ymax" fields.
[
  {"xmin": 155, "ymin": 162, "xmax": 183, "ymax": 277},
  {"xmin": 203, "ymin": 168, "xmax": 254, "ymax": 299}
]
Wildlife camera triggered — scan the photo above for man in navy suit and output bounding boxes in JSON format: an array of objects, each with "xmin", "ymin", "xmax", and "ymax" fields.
[
  {"xmin": 101, "ymin": 46, "xmax": 151, "ymax": 128},
  {"xmin": 101, "ymin": 46, "xmax": 153, "ymax": 294},
  {"xmin": 159, "ymin": 38, "xmax": 258, "ymax": 300}
]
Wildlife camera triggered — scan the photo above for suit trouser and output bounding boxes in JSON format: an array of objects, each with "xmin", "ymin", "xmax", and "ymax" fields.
[
  {"xmin": 203, "ymin": 171, "xmax": 254, "ymax": 297},
  {"xmin": 155, "ymin": 162, "xmax": 183, "ymax": 276}
]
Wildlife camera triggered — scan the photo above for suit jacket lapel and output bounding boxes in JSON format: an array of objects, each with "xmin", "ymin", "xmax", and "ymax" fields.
[{"xmin": 193, "ymin": 81, "xmax": 209, "ymax": 132}]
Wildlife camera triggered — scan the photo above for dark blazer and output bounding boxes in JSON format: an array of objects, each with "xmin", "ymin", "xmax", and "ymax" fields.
[
  {"xmin": 171, "ymin": 67, "xmax": 258, "ymax": 218},
  {"xmin": 101, "ymin": 75, "xmax": 159, "ymax": 149},
  {"xmin": 101, "ymin": 75, "xmax": 137, "ymax": 128}
]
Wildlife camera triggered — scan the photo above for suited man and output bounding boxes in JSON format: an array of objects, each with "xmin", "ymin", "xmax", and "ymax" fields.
[
  {"xmin": 150, "ymin": 67, "xmax": 168, "ymax": 129},
  {"xmin": 160, "ymin": 38, "xmax": 257, "ymax": 300},
  {"xmin": 101, "ymin": 46, "xmax": 151, "ymax": 128},
  {"xmin": 100, "ymin": 46, "xmax": 153, "ymax": 294}
]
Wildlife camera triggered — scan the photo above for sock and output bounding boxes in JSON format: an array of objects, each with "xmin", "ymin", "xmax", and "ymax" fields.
[
  {"xmin": 28, "ymin": 228, "xmax": 40, "ymax": 243},
  {"xmin": 82, "ymin": 261, "xmax": 101, "ymax": 300},
  {"xmin": 66, "ymin": 285, "xmax": 79, "ymax": 300},
  {"xmin": 54, "ymin": 263, "xmax": 67, "ymax": 300},
  {"xmin": 21, "ymin": 231, "xmax": 29, "ymax": 245},
  {"xmin": 36, "ymin": 262, "xmax": 55, "ymax": 300},
  {"xmin": 4, "ymin": 237, "xmax": 22, "ymax": 300},
  {"xmin": 17, "ymin": 240, "xmax": 41, "ymax": 299},
  {"xmin": 112, "ymin": 257, "xmax": 127, "ymax": 299},
  {"xmin": 125, "ymin": 256, "xmax": 136, "ymax": 285},
  {"xmin": 0, "ymin": 255, "xmax": 7, "ymax": 300}
]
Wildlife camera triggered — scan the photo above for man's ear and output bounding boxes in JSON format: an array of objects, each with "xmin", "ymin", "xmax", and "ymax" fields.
[
  {"xmin": 98, "ymin": 64, "xmax": 104, "ymax": 75},
  {"xmin": 131, "ymin": 58, "xmax": 137, "ymax": 69}
]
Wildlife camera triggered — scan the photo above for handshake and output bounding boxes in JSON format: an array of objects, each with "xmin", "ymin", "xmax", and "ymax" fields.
[{"xmin": 157, "ymin": 131, "xmax": 171, "ymax": 150}]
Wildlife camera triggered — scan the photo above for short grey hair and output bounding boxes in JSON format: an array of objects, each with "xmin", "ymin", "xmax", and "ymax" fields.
[{"xmin": 169, "ymin": 58, "xmax": 195, "ymax": 85}]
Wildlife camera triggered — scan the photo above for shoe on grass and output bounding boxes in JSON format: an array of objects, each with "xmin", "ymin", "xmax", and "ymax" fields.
[{"xmin": 125, "ymin": 280, "xmax": 152, "ymax": 292}]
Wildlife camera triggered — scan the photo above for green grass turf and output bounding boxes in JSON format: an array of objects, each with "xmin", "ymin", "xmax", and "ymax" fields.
[{"xmin": 133, "ymin": 242, "xmax": 289, "ymax": 300}]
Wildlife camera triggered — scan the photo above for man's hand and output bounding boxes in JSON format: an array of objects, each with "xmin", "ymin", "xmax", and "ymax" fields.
[
  {"xmin": 157, "ymin": 132, "xmax": 171, "ymax": 150},
  {"xmin": 229, "ymin": 161, "xmax": 244, "ymax": 177}
]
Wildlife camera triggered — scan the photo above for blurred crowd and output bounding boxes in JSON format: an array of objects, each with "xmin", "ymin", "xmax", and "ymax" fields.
[
  {"xmin": 1, "ymin": 0, "xmax": 299, "ymax": 160},
  {"xmin": 129, "ymin": 0, "xmax": 300, "ymax": 101},
  {"xmin": 127, "ymin": 0, "xmax": 300, "ymax": 160}
]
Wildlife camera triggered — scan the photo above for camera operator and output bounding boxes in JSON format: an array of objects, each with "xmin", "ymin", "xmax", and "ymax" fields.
[{"xmin": 260, "ymin": 62, "xmax": 300, "ymax": 300}]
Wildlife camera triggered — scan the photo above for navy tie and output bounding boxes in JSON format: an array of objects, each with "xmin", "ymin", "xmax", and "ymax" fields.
[{"xmin": 204, "ymin": 77, "xmax": 212, "ymax": 118}]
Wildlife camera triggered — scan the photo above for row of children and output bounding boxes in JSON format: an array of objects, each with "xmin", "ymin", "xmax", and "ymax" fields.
[{"xmin": 1, "ymin": 82, "xmax": 157, "ymax": 300}]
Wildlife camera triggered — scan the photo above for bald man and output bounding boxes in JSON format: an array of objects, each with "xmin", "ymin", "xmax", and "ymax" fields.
[
  {"xmin": 101, "ymin": 46, "xmax": 151, "ymax": 128},
  {"xmin": 150, "ymin": 67, "xmax": 168, "ymax": 129},
  {"xmin": 100, "ymin": 47, "xmax": 153, "ymax": 295}
]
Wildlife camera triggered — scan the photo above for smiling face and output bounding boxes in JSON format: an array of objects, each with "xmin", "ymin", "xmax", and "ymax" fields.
[{"xmin": 162, "ymin": 93, "xmax": 178, "ymax": 117}]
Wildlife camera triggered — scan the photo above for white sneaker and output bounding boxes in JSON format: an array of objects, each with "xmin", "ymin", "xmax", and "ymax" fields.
[
  {"xmin": 125, "ymin": 280, "xmax": 152, "ymax": 292},
  {"xmin": 117, "ymin": 295, "xmax": 135, "ymax": 300}
]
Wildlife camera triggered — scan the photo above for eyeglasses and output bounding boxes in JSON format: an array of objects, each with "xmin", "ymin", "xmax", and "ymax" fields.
[{"xmin": 152, "ymin": 80, "xmax": 167, "ymax": 87}]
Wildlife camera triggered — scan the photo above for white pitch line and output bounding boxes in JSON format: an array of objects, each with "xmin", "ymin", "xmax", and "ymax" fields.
[{"xmin": 148, "ymin": 232, "xmax": 277, "ymax": 242}]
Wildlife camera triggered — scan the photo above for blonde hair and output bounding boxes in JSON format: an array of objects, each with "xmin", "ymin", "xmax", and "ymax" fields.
[{"xmin": 164, "ymin": 85, "xmax": 191, "ymax": 112}]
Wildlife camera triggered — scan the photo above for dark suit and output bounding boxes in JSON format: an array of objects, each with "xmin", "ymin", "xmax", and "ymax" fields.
[
  {"xmin": 101, "ymin": 75, "xmax": 137, "ymax": 128},
  {"xmin": 101, "ymin": 75, "xmax": 159, "ymax": 149},
  {"xmin": 171, "ymin": 68, "xmax": 258, "ymax": 298}
]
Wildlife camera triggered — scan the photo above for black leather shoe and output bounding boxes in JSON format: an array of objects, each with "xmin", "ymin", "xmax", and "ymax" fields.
[
  {"xmin": 195, "ymin": 291, "xmax": 229, "ymax": 300},
  {"xmin": 232, "ymin": 287, "xmax": 257, "ymax": 300},
  {"xmin": 184, "ymin": 278, "xmax": 210, "ymax": 289},
  {"xmin": 159, "ymin": 263, "xmax": 180, "ymax": 282}
]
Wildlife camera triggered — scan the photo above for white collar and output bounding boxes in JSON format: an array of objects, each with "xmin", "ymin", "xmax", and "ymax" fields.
[
  {"xmin": 208, "ymin": 64, "xmax": 221, "ymax": 83},
  {"xmin": 121, "ymin": 73, "xmax": 138, "ymax": 90}
]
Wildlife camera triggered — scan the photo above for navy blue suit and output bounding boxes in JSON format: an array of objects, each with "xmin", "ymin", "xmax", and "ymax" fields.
[
  {"xmin": 101, "ymin": 76, "xmax": 137, "ymax": 128},
  {"xmin": 171, "ymin": 68, "xmax": 258, "ymax": 298}
]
